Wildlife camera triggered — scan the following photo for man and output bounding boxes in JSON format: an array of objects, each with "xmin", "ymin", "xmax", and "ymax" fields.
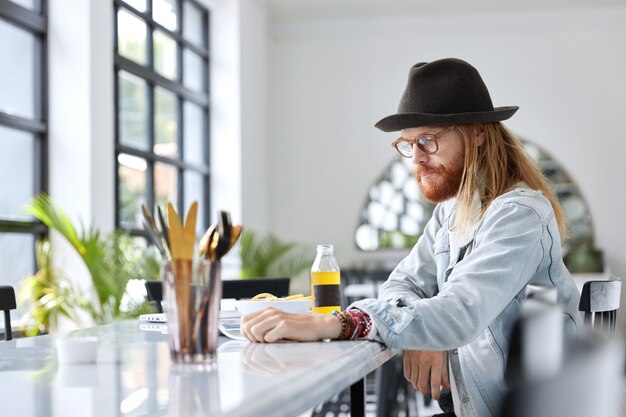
[{"xmin": 241, "ymin": 58, "xmax": 581, "ymax": 417}]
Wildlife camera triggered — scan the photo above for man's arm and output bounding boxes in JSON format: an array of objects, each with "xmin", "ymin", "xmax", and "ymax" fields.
[
  {"xmin": 373, "ymin": 203, "xmax": 450, "ymax": 399},
  {"xmin": 354, "ymin": 201, "xmax": 546, "ymax": 350},
  {"xmin": 404, "ymin": 349, "xmax": 450, "ymax": 400}
]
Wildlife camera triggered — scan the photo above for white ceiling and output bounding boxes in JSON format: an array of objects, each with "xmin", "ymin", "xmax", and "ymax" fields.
[{"xmin": 265, "ymin": 0, "xmax": 626, "ymax": 23}]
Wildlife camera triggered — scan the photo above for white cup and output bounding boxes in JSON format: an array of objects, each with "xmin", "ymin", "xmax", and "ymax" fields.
[
  {"xmin": 56, "ymin": 336, "xmax": 99, "ymax": 365},
  {"xmin": 57, "ymin": 363, "xmax": 98, "ymax": 387}
]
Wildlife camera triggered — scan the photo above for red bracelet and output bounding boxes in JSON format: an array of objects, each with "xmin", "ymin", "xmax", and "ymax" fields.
[{"xmin": 345, "ymin": 309, "xmax": 372, "ymax": 339}]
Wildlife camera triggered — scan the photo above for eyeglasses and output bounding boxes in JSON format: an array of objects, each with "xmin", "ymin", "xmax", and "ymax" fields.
[{"xmin": 391, "ymin": 125, "xmax": 457, "ymax": 158}]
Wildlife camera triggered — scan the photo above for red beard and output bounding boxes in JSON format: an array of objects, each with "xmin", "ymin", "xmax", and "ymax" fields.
[{"xmin": 413, "ymin": 154, "xmax": 465, "ymax": 203}]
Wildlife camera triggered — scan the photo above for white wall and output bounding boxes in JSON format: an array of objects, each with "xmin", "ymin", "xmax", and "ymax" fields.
[
  {"xmin": 48, "ymin": 0, "xmax": 114, "ymax": 298},
  {"xmin": 210, "ymin": 0, "xmax": 242, "ymax": 225},
  {"xmin": 240, "ymin": 0, "xmax": 271, "ymax": 236},
  {"xmin": 264, "ymin": 8, "xmax": 626, "ymax": 314},
  {"xmin": 210, "ymin": 0, "xmax": 270, "ymax": 275}
]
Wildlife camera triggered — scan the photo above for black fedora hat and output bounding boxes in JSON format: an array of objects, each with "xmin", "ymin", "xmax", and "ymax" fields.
[{"xmin": 375, "ymin": 58, "xmax": 518, "ymax": 132}]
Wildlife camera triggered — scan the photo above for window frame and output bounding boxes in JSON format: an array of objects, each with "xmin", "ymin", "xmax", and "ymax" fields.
[
  {"xmin": 0, "ymin": 0, "xmax": 49, "ymax": 269},
  {"xmin": 113, "ymin": 0, "xmax": 211, "ymax": 237}
]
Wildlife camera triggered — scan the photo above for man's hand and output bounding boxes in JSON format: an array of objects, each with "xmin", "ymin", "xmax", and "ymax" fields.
[
  {"xmin": 241, "ymin": 307, "xmax": 342, "ymax": 343},
  {"xmin": 403, "ymin": 350, "xmax": 450, "ymax": 400}
]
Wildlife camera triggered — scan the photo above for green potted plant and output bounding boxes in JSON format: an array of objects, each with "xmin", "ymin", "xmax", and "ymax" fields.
[
  {"xmin": 18, "ymin": 194, "xmax": 160, "ymax": 334},
  {"xmin": 18, "ymin": 239, "xmax": 84, "ymax": 336}
]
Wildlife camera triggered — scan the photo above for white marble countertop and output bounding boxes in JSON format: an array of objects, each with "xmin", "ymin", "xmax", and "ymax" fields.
[{"xmin": 0, "ymin": 320, "xmax": 396, "ymax": 417}]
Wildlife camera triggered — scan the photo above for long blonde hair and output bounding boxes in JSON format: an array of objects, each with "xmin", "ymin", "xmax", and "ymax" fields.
[{"xmin": 454, "ymin": 122, "xmax": 567, "ymax": 239}]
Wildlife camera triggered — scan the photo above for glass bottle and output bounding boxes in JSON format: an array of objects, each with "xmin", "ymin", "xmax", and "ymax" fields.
[{"xmin": 310, "ymin": 244, "xmax": 341, "ymax": 314}]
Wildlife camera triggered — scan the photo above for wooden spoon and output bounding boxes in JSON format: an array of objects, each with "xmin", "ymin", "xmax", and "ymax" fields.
[
  {"xmin": 181, "ymin": 202, "xmax": 198, "ymax": 261},
  {"xmin": 227, "ymin": 225, "xmax": 243, "ymax": 254},
  {"xmin": 167, "ymin": 202, "xmax": 198, "ymax": 261},
  {"xmin": 198, "ymin": 224, "xmax": 218, "ymax": 260}
]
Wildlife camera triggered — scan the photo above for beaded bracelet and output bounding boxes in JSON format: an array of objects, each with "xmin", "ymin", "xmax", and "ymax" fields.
[
  {"xmin": 332, "ymin": 310, "xmax": 351, "ymax": 340},
  {"xmin": 332, "ymin": 309, "xmax": 373, "ymax": 340},
  {"xmin": 345, "ymin": 309, "xmax": 373, "ymax": 340}
]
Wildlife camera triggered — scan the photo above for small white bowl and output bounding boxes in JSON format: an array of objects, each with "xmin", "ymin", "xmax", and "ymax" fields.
[
  {"xmin": 56, "ymin": 336, "xmax": 99, "ymax": 365},
  {"xmin": 234, "ymin": 299, "xmax": 312, "ymax": 316}
]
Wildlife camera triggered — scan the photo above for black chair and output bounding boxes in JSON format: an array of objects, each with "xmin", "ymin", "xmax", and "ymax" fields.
[
  {"xmin": 222, "ymin": 277, "xmax": 290, "ymax": 300},
  {"xmin": 145, "ymin": 280, "xmax": 164, "ymax": 313},
  {"xmin": 578, "ymin": 279, "xmax": 622, "ymax": 336},
  {"xmin": 145, "ymin": 277, "xmax": 291, "ymax": 312},
  {"xmin": 0, "ymin": 285, "xmax": 16, "ymax": 341}
]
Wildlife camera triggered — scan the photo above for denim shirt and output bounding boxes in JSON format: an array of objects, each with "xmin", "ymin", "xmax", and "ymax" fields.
[{"xmin": 351, "ymin": 188, "xmax": 581, "ymax": 417}]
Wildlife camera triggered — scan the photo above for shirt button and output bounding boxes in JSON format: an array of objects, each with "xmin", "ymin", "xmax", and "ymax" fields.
[
  {"xmin": 452, "ymin": 349, "xmax": 459, "ymax": 354},
  {"xmin": 462, "ymin": 397, "xmax": 471, "ymax": 403}
]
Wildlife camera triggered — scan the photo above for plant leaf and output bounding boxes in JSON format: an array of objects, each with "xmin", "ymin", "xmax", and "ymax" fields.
[{"xmin": 239, "ymin": 229, "xmax": 314, "ymax": 279}]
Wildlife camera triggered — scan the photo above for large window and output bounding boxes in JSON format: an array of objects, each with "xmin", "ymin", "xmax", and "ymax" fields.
[
  {"xmin": 0, "ymin": 0, "xmax": 48, "ymax": 300},
  {"xmin": 114, "ymin": 0, "xmax": 210, "ymax": 236}
]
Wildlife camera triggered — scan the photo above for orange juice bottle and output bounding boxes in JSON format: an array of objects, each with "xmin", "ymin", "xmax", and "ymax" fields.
[{"xmin": 310, "ymin": 244, "xmax": 341, "ymax": 314}]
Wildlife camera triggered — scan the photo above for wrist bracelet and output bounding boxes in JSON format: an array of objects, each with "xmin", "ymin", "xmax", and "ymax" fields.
[
  {"xmin": 332, "ymin": 310, "xmax": 351, "ymax": 340},
  {"xmin": 345, "ymin": 309, "xmax": 373, "ymax": 340}
]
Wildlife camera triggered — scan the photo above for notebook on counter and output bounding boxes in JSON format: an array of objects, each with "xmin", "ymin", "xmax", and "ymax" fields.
[
  {"xmin": 140, "ymin": 310, "xmax": 241, "ymax": 322},
  {"xmin": 139, "ymin": 311, "xmax": 245, "ymax": 340},
  {"xmin": 139, "ymin": 312, "xmax": 167, "ymax": 323}
]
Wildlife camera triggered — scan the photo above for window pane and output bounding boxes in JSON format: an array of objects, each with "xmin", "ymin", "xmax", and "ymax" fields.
[
  {"xmin": 154, "ymin": 87, "xmax": 178, "ymax": 157},
  {"xmin": 118, "ymin": 153, "xmax": 147, "ymax": 228},
  {"xmin": 0, "ymin": 20, "xmax": 36, "ymax": 119},
  {"xmin": 183, "ymin": 101, "xmax": 205, "ymax": 166},
  {"xmin": 122, "ymin": 0, "xmax": 146, "ymax": 12},
  {"xmin": 133, "ymin": 236, "xmax": 148, "ymax": 249},
  {"xmin": 118, "ymin": 71, "xmax": 148, "ymax": 150},
  {"xmin": 8, "ymin": 0, "xmax": 38, "ymax": 11},
  {"xmin": 117, "ymin": 9, "xmax": 147, "ymax": 65},
  {"xmin": 183, "ymin": 49, "xmax": 205, "ymax": 92},
  {"xmin": 0, "ymin": 127, "xmax": 34, "ymax": 219},
  {"xmin": 153, "ymin": 0, "xmax": 178, "ymax": 31},
  {"xmin": 183, "ymin": 2, "xmax": 204, "ymax": 47},
  {"xmin": 154, "ymin": 162, "xmax": 178, "ymax": 213},
  {"xmin": 184, "ymin": 171, "xmax": 205, "ymax": 234},
  {"xmin": 356, "ymin": 156, "xmax": 434, "ymax": 251},
  {"xmin": 0, "ymin": 233, "xmax": 35, "ymax": 320},
  {"xmin": 153, "ymin": 30, "xmax": 178, "ymax": 80}
]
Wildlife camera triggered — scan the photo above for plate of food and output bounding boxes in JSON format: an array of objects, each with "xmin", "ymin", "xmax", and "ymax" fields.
[{"xmin": 234, "ymin": 293, "xmax": 313, "ymax": 316}]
